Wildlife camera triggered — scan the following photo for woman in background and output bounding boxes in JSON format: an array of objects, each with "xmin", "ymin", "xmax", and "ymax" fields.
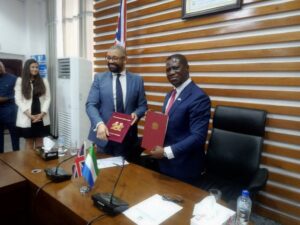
[{"xmin": 15, "ymin": 59, "xmax": 51, "ymax": 150}]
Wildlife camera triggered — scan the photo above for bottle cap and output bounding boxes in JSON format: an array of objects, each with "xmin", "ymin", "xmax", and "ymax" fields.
[{"xmin": 242, "ymin": 190, "xmax": 249, "ymax": 197}]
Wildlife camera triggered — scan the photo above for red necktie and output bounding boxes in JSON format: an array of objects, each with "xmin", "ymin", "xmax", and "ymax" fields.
[{"xmin": 165, "ymin": 89, "xmax": 177, "ymax": 115}]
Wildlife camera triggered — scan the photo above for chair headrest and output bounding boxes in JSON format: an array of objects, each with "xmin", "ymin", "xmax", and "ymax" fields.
[{"xmin": 213, "ymin": 106, "xmax": 267, "ymax": 137}]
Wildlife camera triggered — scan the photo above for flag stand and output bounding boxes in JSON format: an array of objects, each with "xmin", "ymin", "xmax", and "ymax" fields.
[
  {"xmin": 80, "ymin": 185, "xmax": 90, "ymax": 194},
  {"xmin": 80, "ymin": 180, "xmax": 90, "ymax": 194}
]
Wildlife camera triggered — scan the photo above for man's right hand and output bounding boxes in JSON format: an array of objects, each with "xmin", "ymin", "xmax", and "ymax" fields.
[{"xmin": 96, "ymin": 123, "xmax": 109, "ymax": 141}]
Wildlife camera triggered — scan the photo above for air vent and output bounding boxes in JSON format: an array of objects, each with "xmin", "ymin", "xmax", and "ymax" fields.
[
  {"xmin": 58, "ymin": 111, "xmax": 72, "ymax": 148},
  {"xmin": 58, "ymin": 58, "xmax": 70, "ymax": 79}
]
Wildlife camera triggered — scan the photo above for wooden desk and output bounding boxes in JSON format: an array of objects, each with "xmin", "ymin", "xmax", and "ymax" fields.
[
  {"xmin": 0, "ymin": 159, "xmax": 29, "ymax": 225},
  {"xmin": 0, "ymin": 159, "xmax": 25, "ymax": 190},
  {"xmin": 0, "ymin": 150, "xmax": 209, "ymax": 225}
]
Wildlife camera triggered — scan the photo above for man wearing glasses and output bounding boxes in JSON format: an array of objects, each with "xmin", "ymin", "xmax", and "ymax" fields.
[{"xmin": 86, "ymin": 45, "xmax": 147, "ymax": 159}]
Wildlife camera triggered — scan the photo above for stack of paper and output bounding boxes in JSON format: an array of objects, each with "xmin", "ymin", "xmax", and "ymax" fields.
[
  {"xmin": 123, "ymin": 194, "xmax": 182, "ymax": 225},
  {"xmin": 97, "ymin": 156, "xmax": 129, "ymax": 169}
]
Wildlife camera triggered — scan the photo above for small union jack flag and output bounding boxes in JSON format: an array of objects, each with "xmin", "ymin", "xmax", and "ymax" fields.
[
  {"xmin": 114, "ymin": 0, "xmax": 126, "ymax": 47},
  {"xmin": 72, "ymin": 144, "xmax": 85, "ymax": 178}
]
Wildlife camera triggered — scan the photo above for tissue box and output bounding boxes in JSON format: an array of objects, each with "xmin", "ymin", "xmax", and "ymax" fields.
[
  {"xmin": 191, "ymin": 203, "xmax": 236, "ymax": 225},
  {"xmin": 36, "ymin": 148, "xmax": 58, "ymax": 161}
]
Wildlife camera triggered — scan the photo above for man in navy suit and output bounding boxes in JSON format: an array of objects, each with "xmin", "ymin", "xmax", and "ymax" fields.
[
  {"xmin": 86, "ymin": 45, "xmax": 147, "ymax": 158},
  {"xmin": 0, "ymin": 61, "xmax": 19, "ymax": 153},
  {"xmin": 149, "ymin": 54, "xmax": 211, "ymax": 184}
]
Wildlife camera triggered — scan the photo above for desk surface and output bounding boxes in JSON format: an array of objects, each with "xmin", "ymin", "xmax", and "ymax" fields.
[
  {"xmin": 0, "ymin": 159, "xmax": 25, "ymax": 189},
  {"xmin": 0, "ymin": 150, "xmax": 209, "ymax": 225}
]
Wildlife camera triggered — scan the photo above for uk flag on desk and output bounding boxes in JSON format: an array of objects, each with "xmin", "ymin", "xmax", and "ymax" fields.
[
  {"xmin": 114, "ymin": 0, "xmax": 127, "ymax": 47},
  {"xmin": 72, "ymin": 144, "xmax": 85, "ymax": 178}
]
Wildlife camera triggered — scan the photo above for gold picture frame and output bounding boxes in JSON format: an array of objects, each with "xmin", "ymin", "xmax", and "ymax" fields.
[{"xmin": 182, "ymin": 0, "xmax": 243, "ymax": 19}]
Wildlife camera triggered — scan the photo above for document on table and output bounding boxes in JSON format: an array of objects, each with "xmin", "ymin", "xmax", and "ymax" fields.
[
  {"xmin": 96, "ymin": 156, "xmax": 129, "ymax": 169},
  {"xmin": 123, "ymin": 194, "xmax": 182, "ymax": 225}
]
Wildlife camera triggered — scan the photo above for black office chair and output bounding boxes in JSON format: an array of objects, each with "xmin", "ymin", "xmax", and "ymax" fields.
[{"xmin": 197, "ymin": 105, "xmax": 268, "ymax": 208}]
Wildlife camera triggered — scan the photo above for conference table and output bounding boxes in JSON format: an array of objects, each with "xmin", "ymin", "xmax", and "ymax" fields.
[
  {"xmin": 0, "ymin": 150, "xmax": 216, "ymax": 225},
  {"xmin": 0, "ymin": 160, "xmax": 28, "ymax": 225}
]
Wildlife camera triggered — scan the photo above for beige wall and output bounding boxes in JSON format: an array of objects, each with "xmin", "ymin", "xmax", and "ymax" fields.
[{"xmin": 93, "ymin": 0, "xmax": 300, "ymax": 224}]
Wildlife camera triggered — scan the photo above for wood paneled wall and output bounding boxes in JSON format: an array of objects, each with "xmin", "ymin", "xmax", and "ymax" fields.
[{"xmin": 93, "ymin": 0, "xmax": 300, "ymax": 224}]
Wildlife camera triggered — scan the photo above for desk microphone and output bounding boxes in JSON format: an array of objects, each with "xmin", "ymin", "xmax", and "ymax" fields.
[
  {"xmin": 44, "ymin": 155, "xmax": 76, "ymax": 183},
  {"xmin": 92, "ymin": 157, "xmax": 129, "ymax": 216}
]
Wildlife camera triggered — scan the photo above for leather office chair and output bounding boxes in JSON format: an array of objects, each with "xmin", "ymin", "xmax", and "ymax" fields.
[{"xmin": 197, "ymin": 105, "xmax": 268, "ymax": 208}]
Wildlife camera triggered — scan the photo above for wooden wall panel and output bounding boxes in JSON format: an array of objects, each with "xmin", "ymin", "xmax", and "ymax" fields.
[
  {"xmin": 256, "ymin": 194, "xmax": 300, "ymax": 218},
  {"xmin": 265, "ymin": 183, "xmax": 300, "ymax": 203},
  {"xmin": 95, "ymin": 46, "xmax": 300, "ymax": 65},
  {"xmin": 268, "ymin": 172, "xmax": 300, "ymax": 189},
  {"xmin": 96, "ymin": 14, "xmax": 300, "ymax": 48},
  {"xmin": 95, "ymin": 31, "xmax": 300, "ymax": 53},
  {"xmin": 264, "ymin": 145, "xmax": 300, "ymax": 159},
  {"xmin": 94, "ymin": 0, "xmax": 300, "ymax": 224},
  {"xmin": 253, "ymin": 205, "xmax": 300, "ymax": 225}
]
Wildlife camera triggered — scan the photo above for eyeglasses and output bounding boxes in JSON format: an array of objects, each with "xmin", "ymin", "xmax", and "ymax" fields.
[{"xmin": 105, "ymin": 56, "xmax": 125, "ymax": 62}]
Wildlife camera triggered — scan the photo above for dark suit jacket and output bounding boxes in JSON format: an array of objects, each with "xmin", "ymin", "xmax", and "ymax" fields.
[
  {"xmin": 86, "ymin": 71, "xmax": 147, "ymax": 149},
  {"xmin": 159, "ymin": 81, "xmax": 211, "ymax": 183}
]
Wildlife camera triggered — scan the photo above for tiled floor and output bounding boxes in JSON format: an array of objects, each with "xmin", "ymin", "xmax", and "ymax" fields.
[{"xmin": 2, "ymin": 134, "xmax": 281, "ymax": 225}]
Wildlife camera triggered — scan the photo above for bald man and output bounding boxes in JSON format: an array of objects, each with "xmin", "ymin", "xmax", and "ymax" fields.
[{"xmin": 86, "ymin": 45, "xmax": 147, "ymax": 159}]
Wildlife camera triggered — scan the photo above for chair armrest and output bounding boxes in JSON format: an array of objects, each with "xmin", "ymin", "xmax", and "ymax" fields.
[{"xmin": 247, "ymin": 168, "xmax": 268, "ymax": 194}]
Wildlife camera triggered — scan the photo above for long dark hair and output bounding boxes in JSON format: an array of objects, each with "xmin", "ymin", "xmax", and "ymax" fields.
[{"xmin": 21, "ymin": 59, "xmax": 46, "ymax": 100}]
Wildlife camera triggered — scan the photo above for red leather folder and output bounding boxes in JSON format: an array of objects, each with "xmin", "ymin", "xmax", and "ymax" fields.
[
  {"xmin": 107, "ymin": 112, "xmax": 133, "ymax": 143},
  {"xmin": 141, "ymin": 111, "xmax": 168, "ymax": 152}
]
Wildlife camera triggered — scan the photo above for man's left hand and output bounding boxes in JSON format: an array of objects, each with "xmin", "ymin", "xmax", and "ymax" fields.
[
  {"xmin": 131, "ymin": 113, "xmax": 138, "ymax": 125},
  {"xmin": 149, "ymin": 146, "xmax": 164, "ymax": 159}
]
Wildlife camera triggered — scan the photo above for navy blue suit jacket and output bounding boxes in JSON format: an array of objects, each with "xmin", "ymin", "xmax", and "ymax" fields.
[
  {"xmin": 0, "ymin": 73, "xmax": 17, "ymax": 123},
  {"xmin": 86, "ymin": 71, "xmax": 147, "ymax": 148},
  {"xmin": 159, "ymin": 81, "xmax": 211, "ymax": 183}
]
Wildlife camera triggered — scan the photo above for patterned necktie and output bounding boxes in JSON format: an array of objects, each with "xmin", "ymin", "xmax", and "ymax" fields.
[
  {"xmin": 116, "ymin": 73, "xmax": 124, "ymax": 113},
  {"xmin": 165, "ymin": 89, "xmax": 177, "ymax": 115}
]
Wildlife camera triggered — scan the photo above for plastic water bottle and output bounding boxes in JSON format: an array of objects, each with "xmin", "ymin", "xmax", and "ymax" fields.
[
  {"xmin": 57, "ymin": 136, "xmax": 65, "ymax": 156},
  {"xmin": 236, "ymin": 190, "xmax": 252, "ymax": 225}
]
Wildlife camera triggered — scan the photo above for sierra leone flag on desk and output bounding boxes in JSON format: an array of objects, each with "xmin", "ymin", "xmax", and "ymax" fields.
[{"xmin": 82, "ymin": 145, "xmax": 99, "ymax": 187}]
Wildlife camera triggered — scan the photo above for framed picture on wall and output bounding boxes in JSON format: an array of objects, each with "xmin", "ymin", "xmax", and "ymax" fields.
[{"xmin": 182, "ymin": 0, "xmax": 243, "ymax": 19}]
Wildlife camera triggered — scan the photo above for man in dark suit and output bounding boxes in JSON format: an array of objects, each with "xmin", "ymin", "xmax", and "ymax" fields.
[
  {"xmin": 86, "ymin": 45, "xmax": 147, "ymax": 159},
  {"xmin": 0, "ymin": 61, "xmax": 19, "ymax": 153},
  {"xmin": 149, "ymin": 54, "xmax": 211, "ymax": 184}
]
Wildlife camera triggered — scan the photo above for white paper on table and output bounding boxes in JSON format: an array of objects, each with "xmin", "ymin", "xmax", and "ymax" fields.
[
  {"xmin": 123, "ymin": 194, "xmax": 182, "ymax": 225},
  {"xmin": 97, "ymin": 156, "xmax": 129, "ymax": 169}
]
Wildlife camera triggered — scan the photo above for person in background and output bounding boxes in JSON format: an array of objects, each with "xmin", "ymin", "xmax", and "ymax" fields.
[
  {"xmin": 0, "ymin": 61, "xmax": 19, "ymax": 153},
  {"xmin": 148, "ymin": 54, "xmax": 211, "ymax": 184},
  {"xmin": 15, "ymin": 59, "xmax": 51, "ymax": 150},
  {"xmin": 86, "ymin": 45, "xmax": 147, "ymax": 160}
]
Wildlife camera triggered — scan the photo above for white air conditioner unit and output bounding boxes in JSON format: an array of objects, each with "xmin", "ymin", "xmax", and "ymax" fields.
[{"xmin": 56, "ymin": 57, "xmax": 92, "ymax": 148}]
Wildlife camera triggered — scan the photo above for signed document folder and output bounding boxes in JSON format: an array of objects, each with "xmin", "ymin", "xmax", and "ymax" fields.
[
  {"xmin": 142, "ymin": 111, "xmax": 168, "ymax": 151},
  {"xmin": 107, "ymin": 112, "xmax": 133, "ymax": 143}
]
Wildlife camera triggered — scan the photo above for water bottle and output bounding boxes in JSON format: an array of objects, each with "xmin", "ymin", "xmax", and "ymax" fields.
[
  {"xmin": 236, "ymin": 190, "xmax": 252, "ymax": 225},
  {"xmin": 57, "ymin": 136, "xmax": 65, "ymax": 156}
]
